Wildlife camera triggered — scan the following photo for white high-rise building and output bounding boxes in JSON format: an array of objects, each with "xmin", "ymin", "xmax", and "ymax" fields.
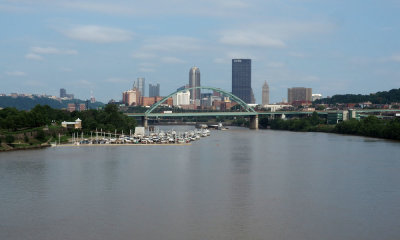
[
  {"xmin": 262, "ymin": 81, "xmax": 269, "ymax": 106},
  {"xmin": 173, "ymin": 90, "xmax": 191, "ymax": 106}
]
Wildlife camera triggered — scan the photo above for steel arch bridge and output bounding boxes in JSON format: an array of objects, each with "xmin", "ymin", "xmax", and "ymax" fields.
[{"xmin": 145, "ymin": 86, "xmax": 256, "ymax": 115}]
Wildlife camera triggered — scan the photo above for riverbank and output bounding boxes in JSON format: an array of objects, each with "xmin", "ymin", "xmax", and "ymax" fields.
[
  {"xmin": 0, "ymin": 143, "xmax": 50, "ymax": 152},
  {"xmin": 57, "ymin": 143, "xmax": 191, "ymax": 147},
  {"xmin": 263, "ymin": 115, "xmax": 400, "ymax": 141}
]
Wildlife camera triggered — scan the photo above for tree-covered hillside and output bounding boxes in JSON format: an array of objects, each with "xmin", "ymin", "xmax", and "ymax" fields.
[
  {"xmin": 0, "ymin": 96, "xmax": 104, "ymax": 110},
  {"xmin": 315, "ymin": 88, "xmax": 400, "ymax": 104}
]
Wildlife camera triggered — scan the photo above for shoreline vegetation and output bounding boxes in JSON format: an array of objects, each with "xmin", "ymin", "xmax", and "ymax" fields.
[
  {"xmin": 0, "ymin": 104, "xmax": 136, "ymax": 152},
  {"xmin": 259, "ymin": 112, "xmax": 400, "ymax": 141},
  {"xmin": 1, "ymin": 105, "xmax": 399, "ymax": 152}
]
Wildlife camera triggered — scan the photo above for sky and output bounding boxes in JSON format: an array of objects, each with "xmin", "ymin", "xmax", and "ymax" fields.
[{"xmin": 1, "ymin": 0, "xmax": 400, "ymax": 103}]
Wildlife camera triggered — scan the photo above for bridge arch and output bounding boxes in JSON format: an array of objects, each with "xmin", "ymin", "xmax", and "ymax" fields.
[{"xmin": 145, "ymin": 86, "xmax": 256, "ymax": 115}]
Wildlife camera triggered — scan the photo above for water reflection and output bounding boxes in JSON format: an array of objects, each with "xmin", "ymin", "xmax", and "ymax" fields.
[{"xmin": 1, "ymin": 127, "xmax": 400, "ymax": 240}]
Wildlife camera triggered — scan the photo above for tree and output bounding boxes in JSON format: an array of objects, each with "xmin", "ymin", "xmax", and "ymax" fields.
[
  {"xmin": 259, "ymin": 116, "xmax": 269, "ymax": 128},
  {"xmin": 36, "ymin": 129, "xmax": 46, "ymax": 142},
  {"xmin": 24, "ymin": 133, "xmax": 29, "ymax": 143},
  {"xmin": 310, "ymin": 112, "xmax": 321, "ymax": 126},
  {"xmin": 5, "ymin": 135, "xmax": 14, "ymax": 144}
]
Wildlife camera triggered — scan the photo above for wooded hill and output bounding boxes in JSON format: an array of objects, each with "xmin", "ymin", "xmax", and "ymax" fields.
[
  {"xmin": 0, "ymin": 96, "xmax": 104, "ymax": 110},
  {"xmin": 315, "ymin": 88, "xmax": 400, "ymax": 104}
]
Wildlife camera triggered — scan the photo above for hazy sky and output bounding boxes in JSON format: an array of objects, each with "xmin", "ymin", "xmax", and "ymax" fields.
[{"xmin": 1, "ymin": 0, "xmax": 400, "ymax": 103}]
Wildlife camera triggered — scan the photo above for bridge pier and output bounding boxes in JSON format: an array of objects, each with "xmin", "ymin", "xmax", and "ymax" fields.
[
  {"xmin": 141, "ymin": 116, "xmax": 148, "ymax": 128},
  {"xmin": 249, "ymin": 115, "xmax": 259, "ymax": 130}
]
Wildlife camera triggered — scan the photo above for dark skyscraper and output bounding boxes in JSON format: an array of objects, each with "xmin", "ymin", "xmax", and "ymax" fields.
[
  {"xmin": 60, "ymin": 88, "xmax": 66, "ymax": 98},
  {"xmin": 149, "ymin": 83, "xmax": 160, "ymax": 97},
  {"xmin": 232, "ymin": 59, "xmax": 254, "ymax": 103}
]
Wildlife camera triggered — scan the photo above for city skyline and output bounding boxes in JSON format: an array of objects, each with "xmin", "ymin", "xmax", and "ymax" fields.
[{"xmin": 1, "ymin": 1, "xmax": 400, "ymax": 103}]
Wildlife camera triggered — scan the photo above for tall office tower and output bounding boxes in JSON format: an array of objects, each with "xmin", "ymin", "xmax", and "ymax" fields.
[
  {"xmin": 262, "ymin": 81, "xmax": 270, "ymax": 106},
  {"xmin": 189, "ymin": 67, "xmax": 201, "ymax": 105},
  {"xmin": 136, "ymin": 77, "xmax": 146, "ymax": 96},
  {"xmin": 149, "ymin": 83, "xmax": 160, "ymax": 97},
  {"xmin": 232, "ymin": 59, "xmax": 253, "ymax": 103},
  {"xmin": 287, "ymin": 87, "xmax": 312, "ymax": 104},
  {"xmin": 60, "ymin": 88, "xmax": 66, "ymax": 98}
]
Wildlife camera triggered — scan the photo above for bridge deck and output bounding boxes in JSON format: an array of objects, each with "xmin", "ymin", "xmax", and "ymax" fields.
[{"xmin": 125, "ymin": 109, "xmax": 400, "ymax": 118}]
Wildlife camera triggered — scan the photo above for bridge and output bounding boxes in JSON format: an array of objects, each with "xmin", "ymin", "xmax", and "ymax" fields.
[
  {"xmin": 125, "ymin": 86, "xmax": 400, "ymax": 129},
  {"xmin": 127, "ymin": 86, "xmax": 260, "ymax": 129}
]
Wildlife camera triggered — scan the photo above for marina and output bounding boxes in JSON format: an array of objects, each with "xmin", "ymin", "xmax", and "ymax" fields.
[{"xmin": 60, "ymin": 127, "xmax": 211, "ymax": 146}]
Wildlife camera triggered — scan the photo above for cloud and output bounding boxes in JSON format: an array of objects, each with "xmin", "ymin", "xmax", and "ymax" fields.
[
  {"xmin": 220, "ymin": 21, "xmax": 334, "ymax": 48},
  {"xmin": 78, "ymin": 79, "xmax": 93, "ymax": 86},
  {"xmin": 132, "ymin": 52, "xmax": 156, "ymax": 59},
  {"xmin": 213, "ymin": 58, "xmax": 228, "ymax": 64},
  {"xmin": 139, "ymin": 68, "xmax": 156, "ymax": 72},
  {"xmin": 60, "ymin": 2, "xmax": 135, "ymax": 15},
  {"xmin": 216, "ymin": 0, "xmax": 248, "ymax": 8},
  {"xmin": 220, "ymin": 31, "xmax": 285, "ymax": 48},
  {"xmin": 104, "ymin": 78, "xmax": 130, "ymax": 83},
  {"xmin": 25, "ymin": 53, "xmax": 43, "ymax": 60},
  {"xmin": 61, "ymin": 25, "xmax": 133, "ymax": 43},
  {"xmin": 266, "ymin": 62, "xmax": 285, "ymax": 68},
  {"xmin": 6, "ymin": 71, "xmax": 26, "ymax": 76},
  {"xmin": 161, "ymin": 56, "xmax": 185, "ymax": 64},
  {"xmin": 24, "ymin": 80, "xmax": 44, "ymax": 87},
  {"xmin": 56, "ymin": 0, "xmax": 250, "ymax": 17},
  {"xmin": 31, "ymin": 46, "xmax": 78, "ymax": 55},
  {"xmin": 226, "ymin": 51, "xmax": 256, "ymax": 60},
  {"xmin": 386, "ymin": 54, "xmax": 400, "ymax": 62},
  {"xmin": 60, "ymin": 67, "xmax": 73, "ymax": 72},
  {"xmin": 142, "ymin": 36, "xmax": 202, "ymax": 52},
  {"xmin": 303, "ymin": 75, "xmax": 320, "ymax": 82},
  {"xmin": 288, "ymin": 52, "xmax": 306, "ymax": 58}
]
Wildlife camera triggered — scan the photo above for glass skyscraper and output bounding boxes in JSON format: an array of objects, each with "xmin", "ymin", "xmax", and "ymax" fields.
[
  {"xmin": 135, "ymin": 77, "xmax": 145, "ymax": 97},
  {"xmin": 232, "ymin": 59, "xmax": 254, "ymax": 104},
  {"xmin": 149, "ymin": 83, "xmax": 160, "ymax": 97},
  {"xmin": 189, "ymin": 67, "xmax": 201, "ymax": 105}
]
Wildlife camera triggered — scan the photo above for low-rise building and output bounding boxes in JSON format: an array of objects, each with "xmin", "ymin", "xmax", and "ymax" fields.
[
  {"xmin": 61, "ymin": 118, "xmax": 82, "ymax": 129},
  {"xmin": 67, "ymin": 103, "xmax": 76, "ymax": 112}
]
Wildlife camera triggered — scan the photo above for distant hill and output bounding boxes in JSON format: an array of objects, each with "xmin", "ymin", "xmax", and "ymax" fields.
[
  {"xmin": 0, "ymin": 96, "xmax": 104, "ymax": 110},
  {"xmin": 315, "ymin": 88, "xmax": 400, "ymax": 104}
]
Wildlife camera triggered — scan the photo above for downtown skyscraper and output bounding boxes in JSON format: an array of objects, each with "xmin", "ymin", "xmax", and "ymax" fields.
[
  {"xmin": 135, "ymin": 77, "xmax": 146, "ymax": 97},
  {"xmin": 189, "ymin": 67, "xmax": 201, "ymax": 106},
  {"xmin": 232, "ymin": 59, "xmax": 254, "ymax": 104},
  {"xmin": 149, "ymin": 83, "xmax": 160, "ymax": 97},
  {"xmin": 262, "ymin": 81, "xmax": 269, "ymax": 106}
]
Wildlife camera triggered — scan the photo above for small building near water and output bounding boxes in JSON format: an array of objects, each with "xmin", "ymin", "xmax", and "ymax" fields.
[{"xmin": 61, "ymin": 118, "xmax": 82, "ymax": 129}]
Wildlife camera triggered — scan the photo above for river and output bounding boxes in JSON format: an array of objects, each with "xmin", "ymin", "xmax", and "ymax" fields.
[{"xmin": 1, "ymin": 127, "xmax": 399, "ymax": 240}]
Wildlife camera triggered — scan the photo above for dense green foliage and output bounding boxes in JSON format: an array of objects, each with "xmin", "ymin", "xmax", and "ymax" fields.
[
  {"xmin": 0, "ymin": 105, "xmax": 70, "ymax": 131},
  {"xmin": 263, "ymin": 113, "xmax": 400, "ymax": 140},
  {"xmin": 315, "ymin": 88, "xmax": 400, "ymax": 104},
  {"xmin": 74, "ymin": 104, "xmax": 137, "ymax": 132},
  {"xmin": 35, "ymin": 129, "xmax": 46, "ymax": 141},
  {"xmin": 0, "ymin": 104, "xmax": 136, "ymax": 133},
  {"xmin": 5, "ymin": 135, "xmax": 15, "ymax": 144},
  {"xmin": 231, "ymin": 117, "xmax": 249, "ymax": 127},
  {"xmin": 334, "ymin": 116, "xmax": 400, "ymax": 140},
  {"xmin": 261, "ymin": 112, "xmax": 326, "ymax": 131},
  {"xmin": 0, "ymin": 96, "xmax": 104, "ymax": 110}
]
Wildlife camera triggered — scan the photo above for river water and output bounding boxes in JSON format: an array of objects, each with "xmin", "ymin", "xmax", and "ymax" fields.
[{"xmin": 1, "ymin": 127, "xmax": 399, "ymax": 240}]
